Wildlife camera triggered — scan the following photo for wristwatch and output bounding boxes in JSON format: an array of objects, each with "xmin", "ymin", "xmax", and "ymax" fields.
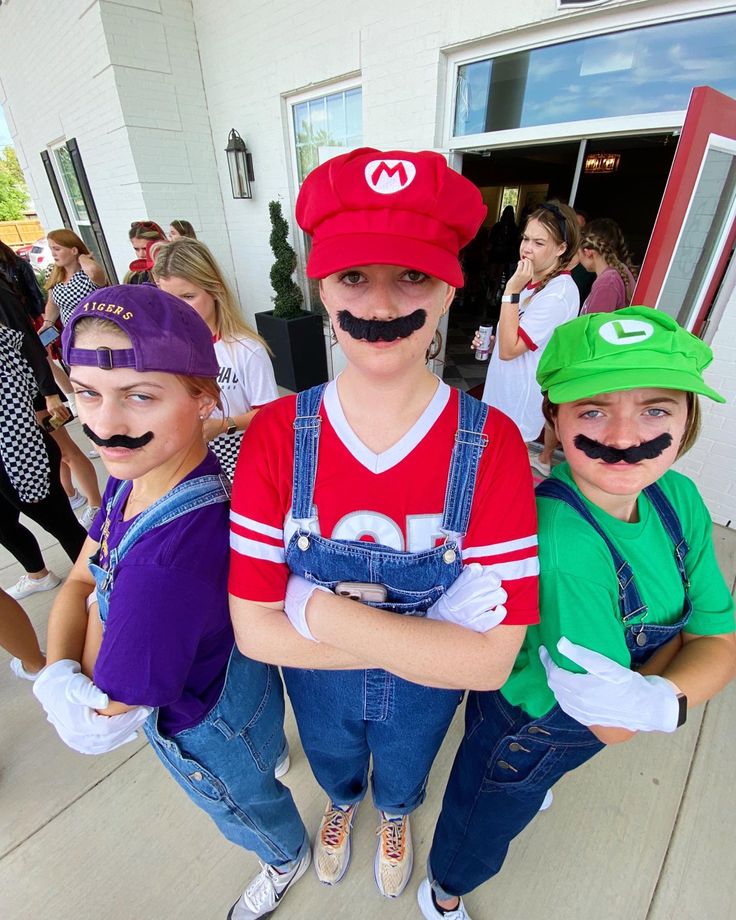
[
  {"xmin": 225, "ymin": 417, "xmax": 237, "ymax": 436},
  {"xmin": 501, "ymin": 293, "xmax": 520, "ymax": 304},
  {"xmin": 675, "ymin": 692, "xmax": 688, "ymax": 727}
]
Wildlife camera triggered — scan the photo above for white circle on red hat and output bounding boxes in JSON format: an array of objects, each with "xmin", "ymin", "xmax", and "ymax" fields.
[
  {"xmin": 598, "ymin": 318, "xmax": 654, "ymax": 346},
  {"xmin": 364, "ymin": 159, "xmax": 417, "ymax": 194}
]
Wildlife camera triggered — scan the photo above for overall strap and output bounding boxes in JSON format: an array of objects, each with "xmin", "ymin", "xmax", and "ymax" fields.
[
  {"xmin": 291, "ymin": 383, "xmax": 328, "ymax": 523},
  {"xmin": 536, "ymin": 478, "xmax": 647, "ymax": 622},
  {"xmin": 111, "ymin": 474, "xmax": 231, "ymax": 568},
  {"xmin": 643, "ymin": 482, "xmax": 690, "ymax": 592},
  {"xmin": 441, "ymin": 390, "xmax": 489, "ymax": 537}
]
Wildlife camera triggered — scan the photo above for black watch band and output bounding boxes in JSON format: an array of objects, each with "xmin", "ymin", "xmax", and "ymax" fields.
[{"xmin": 675, "ymin": 692, "xmax": 687, "ymax": 728}]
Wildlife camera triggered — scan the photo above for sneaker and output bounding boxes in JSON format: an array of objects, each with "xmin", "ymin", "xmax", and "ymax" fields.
[
  {"xmin": 274, "ymin": 745, "xmax": 290, "ymax": 780},
  {"xmin": 10, "ymin": 655, "xmax": 45, "ymax": 681},
  {"xmin": 314, "ymin": 800, "xmax": 358, "ymax": 885},
  {"xmin": 68, "ymin": 489, "xmax": 88, "ymax": 510},
  {"xmin": 417, "ymin": 878, "xmax": 472, "ymax": 919},
  {"xmin": 375, "ymin": 811, "xmax": 413, "ymax": 898},
  {"xmin": 227, "ymin": 848, "xmax": 311, "ymax": 919},
  {"xmin": 529, "ymin": 454, "xmax": 551, "ymax": 478},
  {"xmin": 5, "ymin": 571, "xmax": 61, "ymax": 600},
  {"xmin": 79, "ymin": 505, "xmax": 100, "ymax": 530}
]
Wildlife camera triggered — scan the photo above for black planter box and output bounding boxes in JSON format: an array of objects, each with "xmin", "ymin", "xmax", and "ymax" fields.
[{"xmin": 255, "ymin": 309, "xmax": 329, "ymax": 392}]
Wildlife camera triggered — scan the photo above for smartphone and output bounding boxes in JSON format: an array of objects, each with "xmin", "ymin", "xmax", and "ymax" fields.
[
  {"xmin": 335, "ymin": 581, "xmax": 388, "ymax": 603},
  {"xmin": 39, "ymin": 326, "xmax": 61, "ymax": 347}
]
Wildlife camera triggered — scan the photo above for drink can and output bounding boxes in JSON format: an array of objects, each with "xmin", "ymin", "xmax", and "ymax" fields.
[{"xmin": 475, "ymin": 325, "xmax": 493, "ymax": 361}]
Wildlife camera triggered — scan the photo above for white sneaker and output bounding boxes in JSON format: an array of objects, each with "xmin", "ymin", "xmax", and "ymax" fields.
[
  {"xmin": 417, "ymin": 878, "xmax": 472, "ymax": 919},
  {"xmin": 80, "ymin": 505, "xmax": 100, "ymax": 530},
  {"xmin": 375, "ymin": 811, "xmax": 413, "ymax": 898},
  {"xmin": 314, "ymin": 800, "xmax": 358, "ymax": 885},
  {"xmin": 10, "ymin": 655, "xmax": 45, "ymax": 681},
  {"xmin": 5, "ymin": 571, "xmax": 61, "ymax": 600},
  {"xmin": 274, "ymin": 746, "xmax": 290, "ymax": 779},
  {"xmin": 68, "ymin": 489, "xmax": 88, "ymax": 510},
  {"xmin": 529, "ymin": 454, "xmax": 551, "ymax": 478},
  {"xmin": 227, "ymin": 848, "xmax": 311, "ymax": 919}
]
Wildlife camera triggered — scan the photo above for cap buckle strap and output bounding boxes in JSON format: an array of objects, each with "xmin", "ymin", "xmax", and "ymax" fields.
[{"xmin": 96, "ymin": 346, "xmax": 114, "ymax": 370}]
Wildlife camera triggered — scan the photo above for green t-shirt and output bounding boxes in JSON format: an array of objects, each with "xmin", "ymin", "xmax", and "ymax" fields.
[{"xmin": 501, "ymin": 463, "xmax": 735, "ymax": 718}]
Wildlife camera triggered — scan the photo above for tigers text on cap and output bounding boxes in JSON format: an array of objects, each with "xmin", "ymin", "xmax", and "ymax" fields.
[
  {"xmin": 536, "ymin": 306, "xmax": 725, "ymax": 404},
  {"xmin": 295, "ymin": 147, "xmax": 487, "ymax": 287},
  {"xmin": 62, "ymin": 284, "xmax": 220, "ymax": 378}
]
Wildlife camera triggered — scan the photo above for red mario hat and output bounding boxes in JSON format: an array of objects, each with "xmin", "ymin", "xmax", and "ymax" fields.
[{"xmin": 296, "ymin": 148, "xmax": 487, "ymax": 288}]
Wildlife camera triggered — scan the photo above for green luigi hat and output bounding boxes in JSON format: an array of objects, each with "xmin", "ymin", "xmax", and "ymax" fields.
[{"xmin": 537, "ymin": 306, "xmax": 725, "ymax": 404}]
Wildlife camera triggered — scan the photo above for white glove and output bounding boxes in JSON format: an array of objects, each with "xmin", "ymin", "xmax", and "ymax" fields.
[
  {"xmin": 539, "ymin": 637, "xmax": 680, "ymax": 733},
  {"xmin": 426, "ymin": 563, "xmax": 508, "ymax": 632},
  {"xmin": 283, "ymin": 574, "xmax": 331, "ymax": 641},
  {"xmin": 33, "ymin": 660, "xmax": 152, "ymax": 754}
]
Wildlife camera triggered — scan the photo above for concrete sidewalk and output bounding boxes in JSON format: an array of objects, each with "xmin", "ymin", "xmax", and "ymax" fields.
[{"xmin": 1, "ymin": 417, "xmax": 735, "ymax": 920}]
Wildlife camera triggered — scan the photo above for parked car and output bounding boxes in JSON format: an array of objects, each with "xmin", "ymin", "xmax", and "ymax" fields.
[
  {"xmin": 28, "ymin": 238, "xmax": 53, "ymax": 273},
  {"xmin": 14, "ymin": 242, "xmax": 33, "ymax": 261}
]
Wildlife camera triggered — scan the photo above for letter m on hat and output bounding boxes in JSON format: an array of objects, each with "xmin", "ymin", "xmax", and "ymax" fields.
[{"xmin": 365, "ymin": 159, "xmax": 417, "ymax": 194}]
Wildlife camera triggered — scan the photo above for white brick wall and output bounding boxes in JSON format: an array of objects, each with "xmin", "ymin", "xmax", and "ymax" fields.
[{"xmin": 676, "ymin": 283, "xmax": 736, "ymax": 527}]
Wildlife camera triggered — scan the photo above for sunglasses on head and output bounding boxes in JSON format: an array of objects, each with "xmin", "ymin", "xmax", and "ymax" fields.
[{"xmin": 538, "ymin": 203, "xmax": 568, "ymax": 246}]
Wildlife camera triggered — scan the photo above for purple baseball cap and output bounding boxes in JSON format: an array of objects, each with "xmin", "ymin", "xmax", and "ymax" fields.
[{"xmin": 62, "ymin": 284, "xmax": 219, "ymax": 378}]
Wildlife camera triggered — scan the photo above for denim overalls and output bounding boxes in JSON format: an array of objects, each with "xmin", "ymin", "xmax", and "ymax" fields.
[
  {"xmin": 282, "ymin": 382, "xmax": 489, "ymax": 813},
  {"xmin": 429, "ymin": 477, "xmax": 693, "ymax": 898},
  {"xmin": 90, "ymin": 474, "xmax": 308, "ymax": 868}
]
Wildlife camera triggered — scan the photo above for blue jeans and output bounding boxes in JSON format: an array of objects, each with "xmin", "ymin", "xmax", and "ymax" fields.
[
  {"xmin": 283, "ymin": 383, "xmax": 488, "ymax": 813},
  {"xmin": 145, "ymin": 649, "xmax": 308, "ymax": 868},
  {"xmin": 428, "ymin": 690, "xmax": 604, "ymax": 898}
]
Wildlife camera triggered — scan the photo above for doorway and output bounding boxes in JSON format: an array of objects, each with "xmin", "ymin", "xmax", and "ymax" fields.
[{"xmin": 442, "ymin": 133, "xmax": 677, "ymax": 392}]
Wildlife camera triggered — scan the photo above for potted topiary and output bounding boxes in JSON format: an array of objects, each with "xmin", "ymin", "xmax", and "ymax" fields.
[{"xmin": 255, "ymin": 200, "xmax": 329, "ymax": 391}]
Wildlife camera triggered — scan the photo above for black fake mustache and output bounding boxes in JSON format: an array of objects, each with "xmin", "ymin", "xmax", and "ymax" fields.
[
  {"xmin": 82, "ymin": 424, "xmax": 154, "ymax": 450},
  {"xmin": 573, "ymin": 432, "xmax": 673, "ymax": 464},
  {"xmin": 337, "ymin": 309, "xmax": 427, "ymax": 342}
]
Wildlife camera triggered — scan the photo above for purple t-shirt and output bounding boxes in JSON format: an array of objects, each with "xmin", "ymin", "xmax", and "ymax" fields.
[
  {"xmin": 580, "ymin": 266, "xmax": 635, "ymax": 315},
  {"xmin": 89, "ymin": 451, "xmax": 233, "ymax": 735}
]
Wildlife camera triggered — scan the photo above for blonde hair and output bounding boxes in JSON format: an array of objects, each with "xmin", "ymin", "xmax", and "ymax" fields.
[
  {"xmin": 152, "ymin": 238, "xmax": 268, "ymax": 349},
  {"xmin": 580, "ymin": 218, "xmax": 636, "ymax": 303},
  {"xmin": 525, "ymin": 201, "xmax": 580, "ymax": 296},
  {"xmin": 541, "ymin": 392, "xmax": 700, "ymax": 459},
  {"xmin": 46, "ymin": 229, "xmax": 90, "ymax": 289}
]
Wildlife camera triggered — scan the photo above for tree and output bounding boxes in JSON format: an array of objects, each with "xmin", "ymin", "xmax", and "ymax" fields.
[
  {"xmin": 268, "ymin": 200, "xmax": 303, "ymax": 318},
  {"xmin": 0, "ymin": 145, "xmax": 28, "ymax": 220}
]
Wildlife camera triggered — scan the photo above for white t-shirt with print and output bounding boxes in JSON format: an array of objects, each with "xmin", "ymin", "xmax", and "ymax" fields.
[
  {"xmin": 481, "ymin": 273, "xmax": 579, "ymax": 441},
  {"xmin": 212, "ymin": 336, "xmax": 278, "ymax": 421}
]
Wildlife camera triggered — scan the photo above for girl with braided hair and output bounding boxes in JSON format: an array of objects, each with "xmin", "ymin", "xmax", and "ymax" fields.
[
  {"xmin": 476, "ymin": 201, "xmax": 580, "ymax": 476},
  {"xmin": 579, "ymin": 218, "xmax": 636, "ymax": 315}
]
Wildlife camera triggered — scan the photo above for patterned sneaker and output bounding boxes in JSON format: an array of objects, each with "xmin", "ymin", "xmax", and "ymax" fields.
[
  {"xmin": 314, "ymin": 800, "xmax": 358, "ymax": 885},
  {"xmin": 5, "ymin": 571, "xmax": 61, "ymax": 600},
  {"xmin": 68, "ymin": 489, "xmax": 87, "ymax": 510},
  {"xmin": 80, "ymin": 506, "xmax": 100, "ymax": 530},
  {"xmin": 374, "ymin": 811, "xmax": 413, "ymax": 898},
  {"xmin": 227, "ymin": 848, "xmax": 310, "ymax": 919},
  {"xmin": 417, "ymin": 878, "xmax": 473, "ymax": 919}
]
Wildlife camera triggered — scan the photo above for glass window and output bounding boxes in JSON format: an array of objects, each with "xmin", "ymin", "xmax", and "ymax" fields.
[
  {"xmin": 293, "ymin": 87, "xmax": 363, "ymax": 183},
  {"xmin": 54, "ymin": 146, "xmax": 89, "ymax": 222},
  {"xmin": 454, "ymin": 13, "xmax": 736, "ymax": 136}
]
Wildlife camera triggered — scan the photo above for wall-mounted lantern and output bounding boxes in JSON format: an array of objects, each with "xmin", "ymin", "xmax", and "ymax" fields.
[{"xmin": 225, "ymin": 129, "xmax": 255, "ymax": 198}]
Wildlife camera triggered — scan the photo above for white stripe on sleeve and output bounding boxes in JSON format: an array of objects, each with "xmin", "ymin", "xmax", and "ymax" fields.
[
  {"xmin": 491, "ymin": 557, "xmax": 540, "ymax": 580},
  {"xmin": 230, "ymin": 510, "xmax": 284, "ymax": 541},
  {"xmin": 230, "ymin": 531, "xmax": 285, "ymax": 564},
  {"xmin": 463, "ymin": 534, "xmax": 538, "ymax": 560}
]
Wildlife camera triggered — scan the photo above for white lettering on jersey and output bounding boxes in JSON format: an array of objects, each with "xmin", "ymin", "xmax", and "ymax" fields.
[
  {"xmin": 285, "ymin": 508, "xmax": 445, "ymax": 552},
  {"xmin": 332, "ymin": 511, "xmax": 404, "ymax": 549}
]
